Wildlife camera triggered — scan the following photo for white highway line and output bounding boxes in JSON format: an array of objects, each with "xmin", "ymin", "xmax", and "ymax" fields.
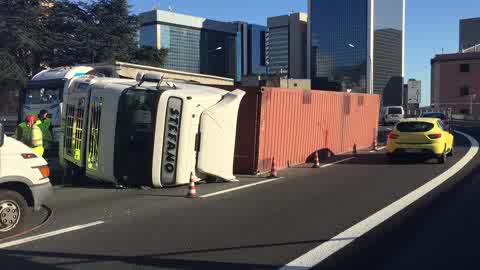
[
  {"xmin": 203, "ymin": 157, "xmax": 357, "ymax": 198},
  {"xmin": 279, "ymin": 130, "xmax": 479, "ymax": 270},
  {"xmin": 320, "ymin": 157, "xmax": 355, "ymax": 168},
  {"xmin": 369, "ymin": 146, "xmax": 386, "ymax": 153},
  {"xmin": 201, "ymin": 178, "xmax": 284, "ymax": 198},
  {"xmin": 0, "ymin": 221, "xmax": 105, "ymax": 249}
]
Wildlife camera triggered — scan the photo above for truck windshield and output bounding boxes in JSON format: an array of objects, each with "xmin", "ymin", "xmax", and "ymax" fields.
[
  {"xmin": 25, "ymin": 87, "xmax": 61, "ymax": 104},
  {"xmin": 25, "ymin": 80, "xmax": 64, "ymax": 104}
]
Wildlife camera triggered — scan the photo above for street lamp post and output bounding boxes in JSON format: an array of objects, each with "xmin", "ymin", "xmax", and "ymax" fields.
[
  {"xmin": 470, "ymin": 93, "xmax": 477, "ymax": 115},
  {"xmin": 208, "ymin": 46, "xmax": 223, "ymax": 54},
  {"xmin": 206, "ymin": 46, "xmax": 223, "ymax": 75},
  {"xmin": 346, "ymin": 43, "xmax": 373, "ymax": 94}
]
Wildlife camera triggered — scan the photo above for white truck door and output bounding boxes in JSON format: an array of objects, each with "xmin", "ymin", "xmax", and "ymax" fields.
[{"xmin": 197, "ymin": 89, "xmax": 245, "ymax": 181}]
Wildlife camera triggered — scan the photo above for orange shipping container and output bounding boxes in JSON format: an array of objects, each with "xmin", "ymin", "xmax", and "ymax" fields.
[{"xmin": 231, "ymin": 87, "xmax": 380, "ymax": 174}]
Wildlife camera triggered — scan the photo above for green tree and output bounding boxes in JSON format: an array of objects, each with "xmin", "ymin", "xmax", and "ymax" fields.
[
  {"xmin": 89, "ymin": 0, "xmax": 138, "ymax": 63},
  {"xmin": 133, "ymin": 46, "xmax": 169, "ymax": 67},
  {"xmin": 0, "ymin": 0, "xmax": 57, "ymax": 77}
]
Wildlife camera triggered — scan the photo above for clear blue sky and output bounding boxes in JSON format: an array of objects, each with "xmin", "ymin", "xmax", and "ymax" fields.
[{"xmin": 129, "ymin": 0, "xmax": 480, "ymax": 106}]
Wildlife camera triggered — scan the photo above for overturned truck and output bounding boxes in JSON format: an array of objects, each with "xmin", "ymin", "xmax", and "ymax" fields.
[{"xmin": 60, "ymin": 74, "xmax": 245, "ymax": 187}]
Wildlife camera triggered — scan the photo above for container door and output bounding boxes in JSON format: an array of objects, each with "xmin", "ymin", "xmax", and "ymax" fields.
[
  {"xmin": 197, "ymin": 90, "xmax": 245, "ymax": 180},
  {"xmin": 114, "ymin": 90, "xmax": 159, "ymax": 186}
]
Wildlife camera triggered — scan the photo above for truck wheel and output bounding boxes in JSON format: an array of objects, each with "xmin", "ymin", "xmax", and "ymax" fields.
[{"xmin": 0, "ymin": 190, "xmax": 28, "ymax": 237}]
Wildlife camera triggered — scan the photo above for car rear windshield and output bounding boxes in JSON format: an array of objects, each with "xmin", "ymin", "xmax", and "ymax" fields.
[
  {"xmin": 396, "ymin": 122, "xmax": 434, "ymax": 132},
  {"xmin": 422, "ymin": 113, "xmax": 446, "ymax": 120},
  {"xmin": 388, "ymin": 108, "xmax": 402, "ymax": 114}
]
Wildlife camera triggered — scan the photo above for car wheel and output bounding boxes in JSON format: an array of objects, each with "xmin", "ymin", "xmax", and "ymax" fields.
[
  {"xmin": 0, "ymin": 190, "xmax": 29, "ymax": 238},
  {"xmin": 438, "ymin": 147, "xmax": 447, "ymax": 164},
  {"xmin": 447, "ymin": 146, "xmax": 454, "ymax": 157}
]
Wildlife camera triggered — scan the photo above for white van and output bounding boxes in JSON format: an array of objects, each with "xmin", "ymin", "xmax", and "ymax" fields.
[
  {"xmin": 0, "ymin": 123, "xmax": 52, "ymax": 237},
  {"xmin": 380, "ymin": 106, "xmax": 405, "ymax": 125}
]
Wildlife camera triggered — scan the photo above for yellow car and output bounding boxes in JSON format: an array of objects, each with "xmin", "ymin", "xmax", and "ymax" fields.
[{"xmin": 386, "ymin": 118, "xmax": 454, "ymax": 163}]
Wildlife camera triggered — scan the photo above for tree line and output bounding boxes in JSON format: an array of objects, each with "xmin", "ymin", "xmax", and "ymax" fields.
[{"xmin": 0, "ymin": 0, "xmax": 167, "ymax": 86}]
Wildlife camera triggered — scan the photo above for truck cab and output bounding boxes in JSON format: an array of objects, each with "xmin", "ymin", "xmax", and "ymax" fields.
[
  {"xmin": 0, "ymin": 123, "xmax": 52, "ymax": 238},
  {"xmin": 61, "ymin": 74, "xmax": 245, "ymax": 187}
]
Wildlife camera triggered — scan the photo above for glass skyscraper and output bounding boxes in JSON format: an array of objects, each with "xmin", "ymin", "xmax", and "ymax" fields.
[
  {"xmin": 139, "ymin": 10, "xmax": 241, "ymax": 81},
  {"xmin": 139, "ymin": 10, "xmax": 267, "ymax": 82},
  {"xmin": 308, "ymin": 0, "xmax": 404, "ymax": 105}
]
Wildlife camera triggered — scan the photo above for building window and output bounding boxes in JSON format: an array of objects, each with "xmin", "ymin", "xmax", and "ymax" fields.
[
  {"xmin": 460, "ymin": 86, "xmax": 470, "ymax": 96},
  {"xmin": 260, "ymin": 31, "xmax": 266, "ymax": 66},
  {"xmin": 460, "ymin": 109, "xmax": 470, "ymax": 114},
  {"xmin": 460, "ymin": 64, "xmax": 470, "ymax": 73}
]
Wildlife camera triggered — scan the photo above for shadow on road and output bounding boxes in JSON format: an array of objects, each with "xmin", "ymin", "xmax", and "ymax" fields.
[
  {"xmin": 0, "ymin": 238, "xmax": 352, "ymax": 269},
  {"xmin": 340, "ymin": 153, "xmax": 439, "ymax": 166}
]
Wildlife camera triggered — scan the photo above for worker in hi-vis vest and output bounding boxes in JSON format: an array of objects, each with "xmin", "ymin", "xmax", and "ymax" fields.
[
  {"xmin": 37, "ymin": 109, "xmax": 53, "ymax": 156},
  {"xmin": 21, "ymin": 115, "xmax": 44, "ymax": 156}
]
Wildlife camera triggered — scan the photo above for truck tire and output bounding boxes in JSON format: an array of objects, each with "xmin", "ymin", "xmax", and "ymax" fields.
[{"xmin": 0, "ymin": 190, "xmax": 29, "ymax": 238}]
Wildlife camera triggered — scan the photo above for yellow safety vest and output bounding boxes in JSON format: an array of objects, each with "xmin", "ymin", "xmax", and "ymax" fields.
[
  {"xmin": 38, "ymin": 118, "xmax": 53, "ymax": 147},
  {"xmin": 23, "ymin": 125, "xmax": 44, "ymax": 157}
]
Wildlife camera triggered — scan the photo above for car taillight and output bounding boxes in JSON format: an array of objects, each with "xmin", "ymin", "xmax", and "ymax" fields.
[
  {"xmin": 21, "ymin": 153, "xmax": 37, "ymax": 159},
  {"xmin": 388, "ymin": 133, "xmax": 399, "ymax": 139},
  {"xmin": 428, "ymin": 134, "xmax": 442, "ymax": 139},
  {"xmin": 35, "ymin": 166, "xmax": 50, "ymax": 179}
]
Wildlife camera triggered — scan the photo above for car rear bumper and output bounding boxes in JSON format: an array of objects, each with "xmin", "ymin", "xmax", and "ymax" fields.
[
  {"xmin": 387, "ymin": 141, "xmax": 445, "ymax": 157},
  {"xmin": 387, "ymin": 149, "xmax": 441, "ymax": 159}
]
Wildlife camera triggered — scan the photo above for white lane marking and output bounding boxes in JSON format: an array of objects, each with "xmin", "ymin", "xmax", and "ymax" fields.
[
  {"xmin": 203, "ymin": 157, "xmax": 356, "ymax": 198},
  {"xmin": 201, "ymin": 178, "xmax": 284, "ymax": 198},
  {"xmin": 320, "ymin": 157, "xmax": 355, "ymax": 168},
  {"xmin": 369, "ymin": 146, "xmax": 386, "ymax": 153},
  {"xmin": 0, "ymin": 221, "xmax": 104, "ymax": 249},
  {"xmin": 279, "ymin": 130, "xmax": 478, "ymax": 270}
]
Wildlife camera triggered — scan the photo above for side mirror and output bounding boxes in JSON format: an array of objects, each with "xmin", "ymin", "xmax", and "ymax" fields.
[{"xmin": 0, "ymin": 123, "xmax": 4, "ymax": 147}]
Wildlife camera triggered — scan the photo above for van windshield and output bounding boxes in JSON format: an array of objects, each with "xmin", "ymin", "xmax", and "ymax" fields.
[{"xmin": 388, "ymin": 108, "xmax": 402, "ymax": 114}]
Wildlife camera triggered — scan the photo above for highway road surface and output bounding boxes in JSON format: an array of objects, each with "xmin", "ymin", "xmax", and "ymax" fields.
[{"xmin": 0, "ymin": 127, "xmax": 479, "ymax": 270}]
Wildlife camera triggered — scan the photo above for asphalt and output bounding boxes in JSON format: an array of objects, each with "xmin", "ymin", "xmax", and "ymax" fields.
[
  {"xmin": 315, "ymin": 126, "xmax": 480, "ymax": 270},
  {"xmin": 0, "ymin": 126, "xmax": 477, "ymax": 270}
]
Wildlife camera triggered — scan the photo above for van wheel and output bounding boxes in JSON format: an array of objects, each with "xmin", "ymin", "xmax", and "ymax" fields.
[{"xmin": 0, "ymin": 190, "xmax": 28, "ymax": 238}]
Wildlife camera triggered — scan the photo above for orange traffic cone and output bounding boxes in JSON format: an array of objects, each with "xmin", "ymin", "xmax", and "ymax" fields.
[
  {"xmin": 313, "ymin": 152, "xmax": 320, "ymax": 168},
  {"xmin": 186, "ymin": 172, "xmax": 197, "ymax": 198},
  {"xmin": 353, "ymin": 144, "xmax": 358, "ymax": 157},
  {"xmin": 269, "ymin": 157, "xmax": 278, "ymax": 178}
]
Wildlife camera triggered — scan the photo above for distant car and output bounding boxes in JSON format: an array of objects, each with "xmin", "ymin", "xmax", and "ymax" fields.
[
  {"xmin": 380, "ymin": 106, "xmax": 405, "ymax": 125},
  {"xmin": 420, "ymin": 112, "xmax": 451, "ymax": 130},
  {"xmin": 386, "ymin": 118, "xmax": 454, "ymax": 163}
]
